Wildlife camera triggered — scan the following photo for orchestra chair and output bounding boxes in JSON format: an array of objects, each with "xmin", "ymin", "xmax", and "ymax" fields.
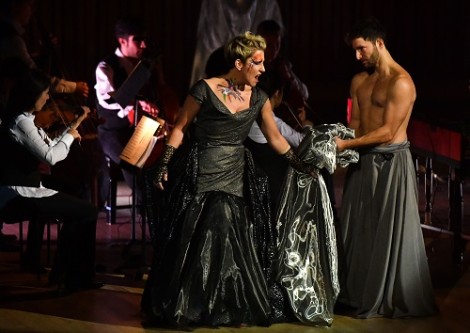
[
  {"xmin": 105, "ymin": 156, "xmax": 133, "ymax": 225},
  {"xmin": 0, "ymin": 210, "xmax": 62, "ymax": 279},
  {"xmin": 0, "ymin": 218, "xmax": 25, "ymax": 259}
]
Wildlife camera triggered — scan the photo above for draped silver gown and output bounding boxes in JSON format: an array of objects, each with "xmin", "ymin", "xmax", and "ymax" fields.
[{"xmin": 274, "ymin": 123, "xmax": 359, "ymax": 326}]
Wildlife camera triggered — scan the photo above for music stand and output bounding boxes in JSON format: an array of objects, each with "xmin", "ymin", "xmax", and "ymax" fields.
[{"xmin": 106, "ymin": 59, "xmax": 152, "ymax": 269}]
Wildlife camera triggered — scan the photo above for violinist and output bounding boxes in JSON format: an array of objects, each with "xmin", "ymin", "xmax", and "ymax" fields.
[
  {"xmin": 256, "ymin": 19, "xmax": 309, "ymax": 129},
  {"xmin": 256, "ymin": 19, "xmax": 338, "ymax": 217},
  {"xmin": 94, "ymin": 17, "xmax": 159, "ymax": 207},
  {"xmin": 0, "ymin": 0, "xmax": 92, "ymax": 251},
  {"xmin": 246, "ymin": 71, "xmax": 312, "ymax": 215},
  {"xmin": 0, "ymin": 68, "xmax": 101, "ymax": 291},
  {"xmin": 0, "ymin": 0, "xmax": 89, "ymax": 98}
]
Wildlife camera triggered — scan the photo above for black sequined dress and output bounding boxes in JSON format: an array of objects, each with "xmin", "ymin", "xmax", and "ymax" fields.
[{"xmin": 141, "ymin": 80, "xmax": 277, "ymax": 327}]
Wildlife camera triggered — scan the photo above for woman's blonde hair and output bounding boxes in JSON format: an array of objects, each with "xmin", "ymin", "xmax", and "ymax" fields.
[{"xmin": 224, "ymin": 31, "xmax": 266, "ymax": 66}]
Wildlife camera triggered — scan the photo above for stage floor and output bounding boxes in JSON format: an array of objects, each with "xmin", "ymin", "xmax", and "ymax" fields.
[{"xmin": 1, "ymin": 164, "xmax": 469, "ymax": 333}]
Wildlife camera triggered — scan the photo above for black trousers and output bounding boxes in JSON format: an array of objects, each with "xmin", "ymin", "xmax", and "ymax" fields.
[{"xmin": 1, "ymin": 192, "xmax": 98, "ymax": 284}]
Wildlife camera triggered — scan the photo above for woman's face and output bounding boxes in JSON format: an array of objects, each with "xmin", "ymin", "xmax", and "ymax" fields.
[
  {"xmin": 34, "ymin": 88, "xmax": 49, "ymax": 112},
  {"xmin": 242, "ymin": 49, "xmax": 265, "ymax": 87}
]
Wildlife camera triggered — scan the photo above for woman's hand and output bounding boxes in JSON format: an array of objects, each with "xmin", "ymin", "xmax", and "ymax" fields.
[
  {"xmin": 152, "ymin": 144, "xmax": 176, "ymax": 190},
  {"xmin": 153, "ymin": 166, "xmax": 168, "ymax": 190}
]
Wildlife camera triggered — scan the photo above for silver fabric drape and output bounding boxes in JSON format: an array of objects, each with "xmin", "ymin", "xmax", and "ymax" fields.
[{"xmin": 274, "ymin": 123, "xmax": 358, "ymax": 326}]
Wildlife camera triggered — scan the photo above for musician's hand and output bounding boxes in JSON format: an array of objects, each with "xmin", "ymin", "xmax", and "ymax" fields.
[
  {"xmin": 73, "ymin": 106, "xmax": 91, "ymax": 128},
  {"xmin": 68, "ymin": 128, "xmax": 81, "ymax": 141},
  {"xmin": 297, "ymin": 106, "xmax": 313, "ymax": 128},
  {"xmin": 81, "ymin": 106, "xmax": 91, "ymax": 117},
  {"xmin": 49, "ymin": 33, "xmax": 60, "ymax": 47},
  {"xmin": 297, "ymin": 106, "xmax": 306, "ymax": 121},
  {"xmin": 302, "ymin": 119, "xmax": 314, "ymax": 128},
  {"xmin": 75, "ymin": 82, "xmax": 89, "ymax": 98},
  {"xmin": 139, "ymin": 100, "xmax": 159, "ymax": 117},
  {"xmin": 278, "ymin": 61, "xmax": 294, "ymax": 82}
]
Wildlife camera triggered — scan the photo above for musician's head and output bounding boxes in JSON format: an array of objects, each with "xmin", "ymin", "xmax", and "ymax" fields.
[
  {"xmin": 205, "ymin": 46, "xmax": 230, "ymax": 78},
  {"xmin": 256, "ymin": 20, "xmax": 283, "ymax": 65},
  {"xmin": 0, "ymin": 0, "xmax": 35, "ymax": 27},
  {"xmin": 4, "ymin": 67, "xmax": 49, "ymax": 123},
  {"xmin": 115, "ymin": 17, "xmax": 147, "ymax": 59},
  {"xmin": 257, "ymin": 71, "xmax": 284, "ymax": 108}
]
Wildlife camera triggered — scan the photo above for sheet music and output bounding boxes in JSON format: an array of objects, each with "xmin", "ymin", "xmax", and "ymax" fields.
[{"xmin": 120, "ymin": 116, "xmax": 160, "ymax": 168}]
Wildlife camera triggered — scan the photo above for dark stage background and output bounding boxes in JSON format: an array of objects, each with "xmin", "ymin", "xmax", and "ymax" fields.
[{"xmin": 27, "ymin": 0, "xmax": 469, "ymax": 125}]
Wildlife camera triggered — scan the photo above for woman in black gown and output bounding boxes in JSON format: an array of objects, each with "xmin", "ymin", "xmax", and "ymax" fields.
[{"xmin": 141, "ymin": 32, "xmax": 316, "ymax": 328}]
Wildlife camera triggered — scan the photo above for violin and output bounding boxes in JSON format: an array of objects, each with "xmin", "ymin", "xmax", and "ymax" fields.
[
  {"xmin": 264, "ymin": 57, "xmax": 315, "ymax": 130},
  {"xmin": 275, "ymin": 93, "xmax": 314, "ymax": 131},
  {"xmin": 28, "ymin": 14, "xmax": 104, "ymax": 206},
  {"xmin": 34, "ymin": 96, "xmax": 99, "ymax": 140}
]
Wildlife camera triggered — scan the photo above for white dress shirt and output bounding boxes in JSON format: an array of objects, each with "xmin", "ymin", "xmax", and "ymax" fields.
[
  {"xmin": 94, "ymin": 48, "xmax": 135, "ymax": 118},
  {"xmin": 0, "ymin": 112, "xmax": 75, "ymax": 209},
  {"xmin": 248, "ymin": 114, "xmax": 305, "ymax": 148}
]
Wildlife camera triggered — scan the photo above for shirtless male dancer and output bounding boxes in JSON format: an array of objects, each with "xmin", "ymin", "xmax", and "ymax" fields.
[{"xmin": 335, "ymin": 18, "xmax": 438, "ymax": 319}]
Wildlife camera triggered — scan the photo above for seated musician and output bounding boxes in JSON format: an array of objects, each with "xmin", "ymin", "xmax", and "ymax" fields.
[
  {"xmin": 94, "ymin": 17, "xmax": 159, "ymax": 207},
  {"xmin": 246, "ymin": 72, "xmax": 312, "ymax": 214},
  {"xmin": 0, "ymin": 0, "xmax": 92, "ymax": 256},
  {"xmin": 256, "ymin": 19, "xmax": 338, "ymax": 216},
  {"xmin": 0, "ymin": 67, "xmax": 101, "ymax": 291},
  {"xmin": 256, "ymin": 19, "xmax": 309, "ymax": 125},
  {"xmin": 0, "ymin": 0, "xmax": 89, "ymax": 97}
]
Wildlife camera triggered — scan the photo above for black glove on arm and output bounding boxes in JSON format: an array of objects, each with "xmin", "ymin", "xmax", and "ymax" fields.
[
  {"xmin": 281, "ymin": 148, "xmax": 318, "ymax": 176},
  {"xmin": 153, "ymin": 144, "xmax": 176, "ymax": 186}
]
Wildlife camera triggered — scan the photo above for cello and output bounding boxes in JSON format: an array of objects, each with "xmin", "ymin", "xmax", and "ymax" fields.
[{"xmin": 125, "ymin": 49, "xmax": 180, "ymax": 168}]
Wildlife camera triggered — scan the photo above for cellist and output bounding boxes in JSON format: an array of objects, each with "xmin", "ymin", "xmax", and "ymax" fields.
[{"xmin": 94, "ymin": 17, "xmax": 161, "ymax": 210}]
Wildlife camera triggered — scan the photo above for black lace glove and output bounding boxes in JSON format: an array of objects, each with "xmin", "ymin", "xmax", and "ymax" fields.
[
  {"xmin": 281, "ymin": 148, "xmax": 318, "ymax": 176},
  {"xmin": 153, "ymin": 144, "xmax": 176, "ymax": 187}
]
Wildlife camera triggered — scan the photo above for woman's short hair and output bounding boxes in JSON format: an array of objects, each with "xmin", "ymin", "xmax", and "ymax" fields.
[{"xmin": 224, "ymin": 31, "xmax": 266, "ymax": 66}]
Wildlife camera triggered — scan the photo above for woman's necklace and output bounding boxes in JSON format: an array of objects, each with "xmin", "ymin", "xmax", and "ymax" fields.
[{"xmin": 217, "ymin": 78, "xmax": 244, "ymax": 102}]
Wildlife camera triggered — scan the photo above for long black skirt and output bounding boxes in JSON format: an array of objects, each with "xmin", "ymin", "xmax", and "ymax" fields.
[{"xmin": 141, "ymin": 144, "xmax": 276, "ymax": 327}]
